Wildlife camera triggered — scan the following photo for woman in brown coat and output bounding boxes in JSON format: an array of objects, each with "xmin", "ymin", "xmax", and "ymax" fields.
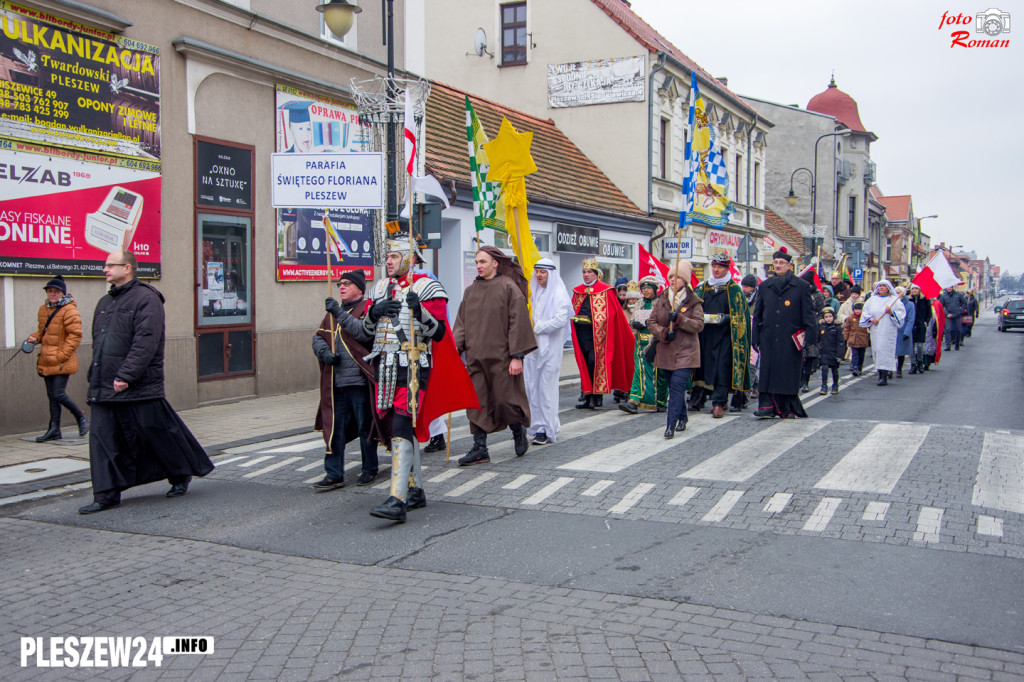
[
  {"xmin": 26, "ymin": 275, "xmax": 88, "ymax": 441},
  {"xmin": 647, "ymin": 260, "xmax": 704, "ymax": 438}
]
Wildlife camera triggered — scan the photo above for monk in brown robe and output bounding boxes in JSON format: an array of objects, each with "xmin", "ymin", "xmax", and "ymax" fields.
[{"xmin": 453, "ymin": 246, "xmax": 538, "ymax": 465}]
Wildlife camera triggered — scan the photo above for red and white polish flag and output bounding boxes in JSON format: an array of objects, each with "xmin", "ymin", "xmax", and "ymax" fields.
[{"xmin": 911, "ymin": 251, "xmax": 962, "ymax": 298}]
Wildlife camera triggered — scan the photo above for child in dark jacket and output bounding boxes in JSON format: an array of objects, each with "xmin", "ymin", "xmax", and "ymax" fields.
[{"xmin": 818, "ymin": 307, "xmax": 842, "ymax": 394}]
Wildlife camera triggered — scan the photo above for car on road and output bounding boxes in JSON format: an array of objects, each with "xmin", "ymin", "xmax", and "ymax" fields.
[{"xmin": 996, "ymin": 298, "xmax": 1024, "ymax": 331}]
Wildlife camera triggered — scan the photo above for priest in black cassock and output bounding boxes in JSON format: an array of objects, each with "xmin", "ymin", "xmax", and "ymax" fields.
[{"xmin": 750, "ymin": 247, "xmax": 818, "ymax": 419}]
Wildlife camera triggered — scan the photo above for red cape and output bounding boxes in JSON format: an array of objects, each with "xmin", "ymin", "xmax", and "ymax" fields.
[
  {"xmin": 570, "ymin": 281, "xmax": 635, "ymax": 394},
  {"xmin": 414, "ymin": 298, "xmax": 479, "ymax": 442},
  {"xmin": 931, "ymin": 299, "xmax": 945, "ymax": 365}
]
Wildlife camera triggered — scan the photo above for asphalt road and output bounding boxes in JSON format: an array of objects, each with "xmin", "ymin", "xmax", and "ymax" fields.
[{"xmin": 4, "ymin": 304, "xmax": 1023, "ymax": 676}]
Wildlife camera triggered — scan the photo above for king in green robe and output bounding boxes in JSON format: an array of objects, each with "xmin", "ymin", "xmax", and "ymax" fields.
[
  {"xmin": 619, "ymin": 278, "xmax": 667, "ymax": 413},
  {"xmin": 689, "ymin": 266, "xmax": 753, "ymax": 415}
]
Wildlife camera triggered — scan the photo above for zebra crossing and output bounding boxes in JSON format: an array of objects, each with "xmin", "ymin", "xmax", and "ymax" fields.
[{"xmin": 206, "ymin": 398, "xmax": 1024, "ymax": 556}]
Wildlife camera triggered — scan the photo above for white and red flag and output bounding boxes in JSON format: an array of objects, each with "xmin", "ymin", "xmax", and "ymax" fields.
[
  {"xmin": 638, "ymin": 243, "xmax": 699, "ymax": 290},
  {"xmin": 403, "ymin": 88, "xmax": 417, "ymax": 175},
  {"xmin": 728, "ymin": 258, "xmax": 743, "ymax": 283},
  {"xmin": 912, "ymin": 251, "xmax": 962, "ymax": 298}
]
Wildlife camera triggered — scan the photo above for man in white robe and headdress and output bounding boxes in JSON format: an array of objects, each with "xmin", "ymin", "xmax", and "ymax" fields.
[
  {"xmin": 860, "ymin": 279, "xmax": 906, "ymax": 386},
  {"xmin": 524, "ymin": 258, "xmax": 573, "ymax": 444}
]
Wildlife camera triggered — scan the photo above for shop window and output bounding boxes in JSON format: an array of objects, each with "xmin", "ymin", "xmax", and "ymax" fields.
[
  {"xmin": 197, "ymin": 213, "xmax": 253, "ymax": 378},
  {"xmin": 500, "ymin": 2, "xmax": 527, "ymax": 66}
]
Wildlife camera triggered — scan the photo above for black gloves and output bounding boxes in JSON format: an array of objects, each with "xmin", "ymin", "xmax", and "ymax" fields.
[
  {"xmin": 325, "ymin": 297, "xmax": 343, "ymax": 318},
  {"xmin": 369, "ymin": 298, "xmax": 402, "ymax": 323},
  {"xmin": 631, "ymin": 320, "xmax": 646, "ymax": 331},
  {"xmin": 666, "ymin": 330, "xmax": 677, "ymax": 342},
  {"xmin": 320, "ymin": 351, "xmax": 341, "ymax": 366},
  {"xmin": 407, "ymin": 291, "xmax": 423, "ymax": 321},
  {"xmin": 668, "ymin": 311, "xmax": 678, "ymax": 323}
]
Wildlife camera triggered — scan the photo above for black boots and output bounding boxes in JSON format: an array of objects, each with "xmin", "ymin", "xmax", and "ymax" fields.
[
  {"xmin": 77, "ymin": 414, "xmax": 89, "ymax": 437},
  {"xmin": 166, "ymin": 477, "xmax": 192, "ymax": 498},
  {"xmin": 877, "ymin": 370, "xmax": 888, "ymax": 386},
  {"xmin": 423, "ymin": 434, "xmax": 446, "ymax": 453},
  {"xmin": 510, "ymin": 423, "xmax": 528, "ymax": 457},
  {"xmin": 370, "ymin": 496, "xmax": 407, "ymax": 523},
  {"xmin": 458, "ymin": 430, "xmax": 490, "ymax": 466},
  {"xmin": 407, "ymin": 487, "xmax": 426, "ymax": 510},
  {"xmin": 36, "ymin": 421, "xmax": 61, "ymax": 442},
  {"xmin": 575, "ymin": 392, "xmax": 592, "ymax": 409}
]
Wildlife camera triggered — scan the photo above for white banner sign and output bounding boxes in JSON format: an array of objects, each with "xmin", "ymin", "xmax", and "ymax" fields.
[
  {"xmin": 271, "ymin": 153, "xmax": 383, "ymax": 209},
  {"xmin": 547, "ymin": 55, "xmax": 645, "ymax": 108}
]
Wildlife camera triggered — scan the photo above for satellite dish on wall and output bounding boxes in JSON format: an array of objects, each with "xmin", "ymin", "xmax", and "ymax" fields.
[{"xmin": 472, "ymin": 28, "xmax": 493, "ymax": 58}]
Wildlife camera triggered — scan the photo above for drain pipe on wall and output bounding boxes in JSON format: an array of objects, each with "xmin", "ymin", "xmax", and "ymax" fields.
[{"xmin": 647, "ymin": 51, "xmax": 667, "ymax": 217}]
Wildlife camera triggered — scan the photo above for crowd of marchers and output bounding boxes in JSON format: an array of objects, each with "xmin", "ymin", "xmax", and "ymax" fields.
[{"xmin": 25, "ymin": 242, "xmax": 982, "ymax": 523}]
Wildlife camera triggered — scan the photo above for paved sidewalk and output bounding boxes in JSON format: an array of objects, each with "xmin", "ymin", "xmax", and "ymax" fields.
[{"xmin": 3, "ymin": 517, "xmax": 1021, "ymax": 681}]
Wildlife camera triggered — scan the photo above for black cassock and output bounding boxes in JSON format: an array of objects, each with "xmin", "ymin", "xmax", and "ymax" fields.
[
  {"xmin": 695, "ymin": 287, "xmax": 733, "ymax": 389},
  {"xmin": 89, "ymin": 399, "xmax": 214, "ymax": 497},
  {"xmin": 751, "ymin": 272, "xmax": 817, "ymax": 415}
]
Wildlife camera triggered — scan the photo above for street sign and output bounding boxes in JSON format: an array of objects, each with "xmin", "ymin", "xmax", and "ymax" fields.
[
  {"xmin": 271, "ymin": 153, "xmax": 384, "ymax": 209},
  {"xmin": 853, "ymin": 267, "xmax": 864, "ymax": 281},
  {"xmin": 664, "ymin": 237, "xmax": 693, "ymax": 259},
  {"xmin": 735, "ymin": 234, "xmax": 759, "ymax": 261}
]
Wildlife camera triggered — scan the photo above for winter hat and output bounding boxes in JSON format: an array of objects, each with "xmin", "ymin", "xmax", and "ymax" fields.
[
  {"xmin": 338, "ymin": 269, "xmax": 366, "ymax": 293},
  {"xmin": 822, "ymin": 307, "xmax": 835, "ymax": 318},
  {"xmin": 772, "ymin": 246, "xmax": 792, "ymax": 262},
  {"xmin": 740, "ymin": 274, "xmax": 758, "ymax": 288},
  {"xmin": 614, "ymin": 276, "xmax": 629, "ymax": 289},
  {"xmin": 669, "ymin": 259, "xmax": 693, "ymax": 286},
  {"xmin": 44, "ymin": 275, "xmax": 66, "ymax": 294}
]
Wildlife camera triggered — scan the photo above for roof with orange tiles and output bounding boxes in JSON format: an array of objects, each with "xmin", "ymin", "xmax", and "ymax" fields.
[
  {"xmin": 878, "ymin": 195, "xmax": 912, "ymax": 222},
  {"xmin": 589, "ymin": 0, "xmax": 759, "ymax": 119},
  {"xmin": 424, "ymin": 81, "xmax": 647, "ymax": 219},
  {"xmin": 764, "ymin": 209, "xmax": 805, "ymax": 255}
]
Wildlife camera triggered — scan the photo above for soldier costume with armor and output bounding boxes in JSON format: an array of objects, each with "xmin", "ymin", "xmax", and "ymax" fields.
[{"xmin": 364, "ymin": 237, "xmax": 477, "ymax": 523}]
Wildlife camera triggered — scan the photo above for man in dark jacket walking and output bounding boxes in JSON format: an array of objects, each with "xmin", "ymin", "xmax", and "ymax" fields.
[
  {"xmin": 751, "ymin": 248, "xmax": 818, "ymax": 418},
  {"xmin": 312, "ymin": 270, "xmax": 379, "ymax": 489},
  {"xmin": 79, "ymin": 251, "xmax": 214, "ymax": 514},
  {"xmin": 938, "ymin": 286, "xmax": 966, "ymax": 351}
]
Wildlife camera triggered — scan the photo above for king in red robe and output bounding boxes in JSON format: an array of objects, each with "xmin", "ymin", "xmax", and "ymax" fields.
[{"xmin": 570, "ymin": 258, "xmax": 635, "ymax": 409}]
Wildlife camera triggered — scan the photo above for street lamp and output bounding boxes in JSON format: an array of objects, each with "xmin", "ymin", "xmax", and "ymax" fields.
[
  {"xmin": 317, "ymin": 0, "xmax": 399, "ymax": 223},
  {"xmin": 784, "ymin": 128, "xmax": 851, "ymax": 264}
]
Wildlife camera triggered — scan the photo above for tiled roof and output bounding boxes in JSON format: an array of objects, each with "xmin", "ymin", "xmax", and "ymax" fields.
[
  {"xmin": 764, "ymin": 209, "xmax": 805, "ymax": 255},
  {"xmin": 589, "ymin": 0, "xmax": 759, "ymax": 119},
  {"xmin": 806, "ymin": 78, "xmax": 870, "ymax": 134},
  {"xmin": 424, "ymin": 81, "xmax": 646, "ymax": 218},
  {"xmin": 878, "ymin": 195, "xmax": 911, "ymax": 222}
]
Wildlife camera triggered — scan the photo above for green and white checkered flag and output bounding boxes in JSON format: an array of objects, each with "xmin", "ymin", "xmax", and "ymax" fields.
[{"xmin": 466, "ymin": 96, "xmax": 505, "ymax": 233}]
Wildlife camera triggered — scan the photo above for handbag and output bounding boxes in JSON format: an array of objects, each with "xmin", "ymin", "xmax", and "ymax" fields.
[{"xmin": 961, "ymin": 313, "xmax": 974, "ymax": 325}]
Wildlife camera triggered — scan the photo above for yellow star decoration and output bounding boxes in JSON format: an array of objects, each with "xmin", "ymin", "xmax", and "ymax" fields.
[{"xmin": 482, "ymin": 117, "xmax": 536, "ymax": 209}]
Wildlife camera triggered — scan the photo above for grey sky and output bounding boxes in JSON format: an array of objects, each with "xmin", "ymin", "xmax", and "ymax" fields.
[{"xmin": 629, "ymin": 0, "xmax": 1023, "ymax": 275}]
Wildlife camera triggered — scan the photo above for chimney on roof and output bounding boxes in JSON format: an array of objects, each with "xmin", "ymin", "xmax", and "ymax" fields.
[{"xmin": 717, "ymin": 77, "xmax": 728, "ymax": 86}]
